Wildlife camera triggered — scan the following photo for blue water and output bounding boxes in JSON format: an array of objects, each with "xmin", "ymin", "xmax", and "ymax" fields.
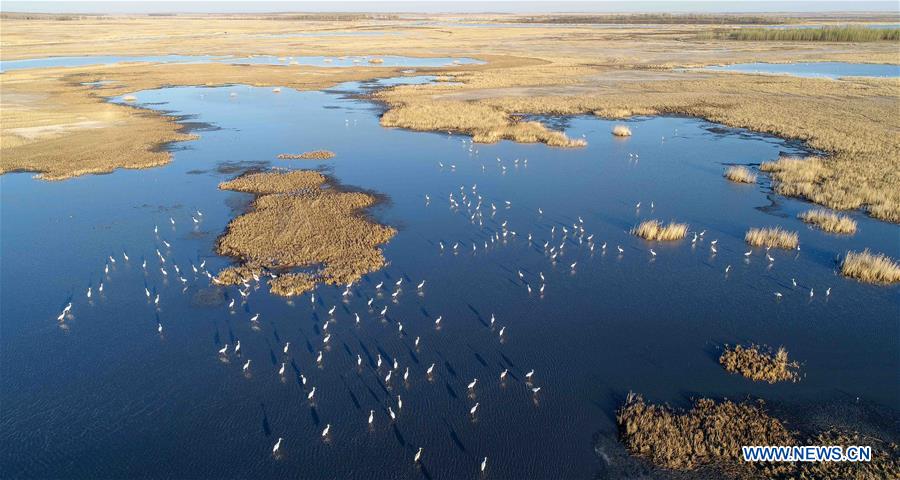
[
  {"xmin": 0, "ymin": 55, "xmax": 482, "ymax": 72},
  {"xmin": 1, "ymin": 77, "xmax": 898, "ymax": 479},
  {"xmin": 703, "ymin": 61, "xmax": 900, "ymax": 79}
]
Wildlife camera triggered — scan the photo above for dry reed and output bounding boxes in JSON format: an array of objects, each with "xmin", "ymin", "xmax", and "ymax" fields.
[
  {"xmin": 277, "ymin": 150, "xmax": 336, "ymax": 160},
  {"xmin": 368, "ymin": 57, "xmax": 385, "ymax": 64},
  {"xmin": 724, "ymin": 165, "xmax": 757, "ymax": 184},
  {"xmin": 744, "ymin": 227, "xmax": 799, "ymax": 249},
  {"xmin": 632, "ymin": 220, "xmax": 689, "ymax": 241},
  {"xmin": 611, "ymin": 125, "xmax": 632, "ymax": 137},
  {"xmin": 214, "ymin": 264, "xmax": 263, "ymax": 285},
  {"xmin": 617, "ymin": 392, "xmax": 794, "ymax": 471},
  {"xmin": 268, "ymin": 273, "xmax": 317, "ymax": 296},
  {"xmin": 840, "ymin": 249, "xmax": 900, "ymax": 284},
  {"xmin": 719, "ymin": 344, "xmax": 800, "ymax": 383},
  {"xmin": 216, "ymin": 170, "xmax": 396, "ymax": 296},
  {"xmin": 798, "ymin": 209, "xmax": 857, "ymax": 234}
]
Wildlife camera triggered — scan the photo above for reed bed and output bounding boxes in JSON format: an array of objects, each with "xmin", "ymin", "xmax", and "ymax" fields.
[
  {"xmin": 841, "ymin": 249, "xmax": 900, "ymax": 284},
  {"xmin": 719, "ymin": 344, "xmax": 800, "ymax": 383},
  {"xmin": 617, "ymin": 392, "xmax": 794, "ymax": 472},
  {"xmin": 744, "ymin": 227, "xmax": 799, "ymax": 249},
  {"xmin": 268, "ymin": 273, "xmax": 317, "ymax": 296},
  {"xmin": 723, "ymin": 165, "xmax": 757, "ymax": 184},
  {"xmin": 368, "ymin": 57, "xmax": 385, "ymax": 64},
  {"xmin": 277, "ymin": 150, "xmax": 336, "ymax": 160},
  {"xmin": 632, "ymin": 220, "xmax": 689, "ymax": 241},
  {"xmin": 708, "ymin": 26, "xmax": 900, "ymax": 42},
  {"xmin": 214, "ymin": 264, "xmax": 263, "ymax": 285},
  {"xmin": 611, "ymin": 125, "xmax": 632, "ymax": 137},
  {"xmin": 216, "ymin": 170, "xmax": 396, "ymax": 296},
  {"xmin": 798, "ymin": 209, "xmax": 857, "ymax": 234}
]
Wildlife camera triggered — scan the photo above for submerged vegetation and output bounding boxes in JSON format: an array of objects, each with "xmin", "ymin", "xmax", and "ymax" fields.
[
  {"xmin": 216, "ymin": 170, "xmax": 396, "ymax": 296},
  {"xmin": 723, "ymin": 165, "xmax": 757, "ymax": 184},
  {"xmin": 632, "ymin": 220, "xmax": 689, "ymax": 241},
  {"xmin": 277, "ymin": 150, "xmax": 336, "ymax": 160},
  {"xmin": 719, "ymin": 344, "xmax": 800, "ymax": 383},
  {"xmin": 841, "ymin": 249, "xmax": 900, "ymax": 284},
  {"xmin": 745, "ymin": 227, "xmax": 799, "ymax": 249},
  {"xmin": 798, "ymin": 209, "xmax": 857, "ymax": 234},
  {"xmin": 702, "ymin": 26, "xmax": 900, "ymax": 42}
]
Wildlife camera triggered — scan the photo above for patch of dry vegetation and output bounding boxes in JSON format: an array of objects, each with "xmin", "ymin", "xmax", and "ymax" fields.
[
  {"xmin": 216, "ymin": 170, "xmax": 396, "ymax": 295},
  {"xmin": 617, "ymin": 393, "xmax": 794, "ymax": 473},
  {"xmin": 611, "ymin": 124, "xmax": 632, "ymax": 137},
  {"xmin": 277, "ymin": 150, "xmax": 336, "ymax": 160},
  {"xmin": 380, "ymin": 99, "xmax": 586, "ymax": 147},
  {"xmin": 798, "ymin": 209, "xmax": 857, "ymax": 234},
  {"xmin": 724, "ymin": 165, "xmax": 757, "ymax": 184},
  {"xmin": 711, "ymin": 26, "xmax": 900, "ymax": 42},
  {"xmin": 268, "ymin": 272, "xmax": 317, "ymax": 296},
  {"xmin": 617, "ymin": 393, "xmax": 900, "ymax": 478},
  {"xmin": 719, "ymin": 344, "xmax": 800, "ymax": 383},
  {"xmin": 214, "ymin": 264, "xmax": 263, "ymax": 285},
  {"xmin": 841, "ymin": 249, "xmax": 900, "ymax": 284},
  {"xmin": 745, "ymin": 227, "xmax": 799, "ymax": 249},
  {"xmin": 632, "ymin": 220, "xmax": 689, "ymax": 241}
]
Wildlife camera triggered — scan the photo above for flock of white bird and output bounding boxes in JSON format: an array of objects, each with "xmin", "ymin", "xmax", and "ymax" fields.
[{"xmin": 51, "ymin": 126, "xmax": 836, "ymax": 477}]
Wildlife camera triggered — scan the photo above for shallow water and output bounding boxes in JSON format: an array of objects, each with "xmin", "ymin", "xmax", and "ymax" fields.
[
  {"xmin": 0, "ymin": 55, "xmax": 481, "ymax": 72},
  {"xmin": 703, "ymin": 61, "xmax": 900, "ymax": 79},
  {"xmin": 1, "ymin": 76, "xmax": 898, "ymax": 479}
]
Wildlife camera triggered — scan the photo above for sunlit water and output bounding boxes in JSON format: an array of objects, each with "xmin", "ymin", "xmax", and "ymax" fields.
[
  {"xmin": 702, "ymin": 61, "xmax": 900, "ymax": 79},
  {"xmin": 0, "ymin": 55, "xmax": 481, "ymax": 72},
  {"xmin": 1, "ymin": 75, "xmax": 898, "ymax": 479}
]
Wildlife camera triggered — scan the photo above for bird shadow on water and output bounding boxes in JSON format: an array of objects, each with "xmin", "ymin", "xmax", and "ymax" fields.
[{"xmin": 260, "ymin": 403, "xmax": 271, "ymax": 436}]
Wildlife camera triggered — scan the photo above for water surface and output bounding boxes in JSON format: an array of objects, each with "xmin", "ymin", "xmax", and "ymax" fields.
[
  {"xmin": 1, "ymin": 76, "xmax": 897, "ymax": 479},
  {"xmin": 703, "ymin": 61, "xmax": 900, "ymax": 79}
]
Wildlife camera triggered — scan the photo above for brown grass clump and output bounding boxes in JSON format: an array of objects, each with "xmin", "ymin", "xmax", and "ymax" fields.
[
  {"xmin": 797, "ymin": 429, "xmax": 900, "ymax": 479},
  {"xmin": 217, "ymin": 170, "xmax": 396, "ymax": 295},
  {"xmin": 744, "ymin": 227, "xmax": 799, "ymax": 250},
  {"xmin": 368, "ymin": 57, "xmax": 385, "ymax": 64},
  {"xmin": 719, "ymin": 344, "xmax": 800, "ymax": 384},
  {"xmin": 268, "ymin": 273, "xmax": 317, "ymax": 296},
  {"xmin": 380, "ymin": 99, "xmax": 586, "ymax": 148},
  {"xmin": 724, "ymin": 165, "xmax": 757, "ymax": 184},
  {"xmin": 611, "ymin": 124, "xmax": 632, "ymax": 137},
  {"xmin": 277, "ymin": 150, "xmax": 336, "ymax": 160},
  {"xmin": 798, "ymin": 209, "xmax": 857, "ymax": 234},
  {"xmin": 632, "ymin": 220, "xmax": 689, "ymax": 241},
  {"xmin": 617, "ymin": 392, "xmax": 795, "ymax": 471},
  {"xmin": 214, "ymin": 264, "xmax": 263, "ymax": 285},
  {"xmin": 841, "ymin": 249, "xmax": 900, "ymax": 284}
]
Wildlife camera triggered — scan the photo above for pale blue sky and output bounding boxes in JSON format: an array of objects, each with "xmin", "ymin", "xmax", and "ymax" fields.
[{"xmin": 3, "ymin": 1, "xmax": 898, "ymax": 14}]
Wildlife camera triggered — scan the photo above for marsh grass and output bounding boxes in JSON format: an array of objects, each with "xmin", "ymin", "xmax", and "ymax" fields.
[
  {"xmin": 611, "ymin": 125, "xmax": 632, "ymax": 137},
  {"xmin": 368, "ymin": 57, "xmax": 385, "ymax": 64},
  {"xmin": 705, "ymin": 26, "xmax": 900, "ymax": 42},
  {"xmin": 277, "ymin": 150, "xmax": 336, "ymax": 160},
  {"xmin": 617, "ymin": 393, "xmax": 794, "ymax": 472},
  {"xmin": 216, "ymin": 170, "xmax": 396, "ymax": 296},
  {"xmin": 214, "ymin": 264, "xmax": 263, "ymax": 285},
  {"xmin": 723, "ymin": 165, "xmax": 757, "ymax": 184},
  {"xmin": 632, "ymin": 220, "xmax": 688, "ymax": 241},
  {"xmin": 841, "ymin": 249, "xmax": 900, "ymax": 284},
  {"xmin": 744, "ymin": 227, "xmax": 799, "ymax": 249},
  {"xmin": 798, "ymin": 209, "xmax": 857, "ymax": 234},
  {"xmin": 269, "ymin": 272, "xmax": 317, "ymax": 296},
  {"xmin": 719, "ymin": 344, "xmax": 800, "ymax": 383}
]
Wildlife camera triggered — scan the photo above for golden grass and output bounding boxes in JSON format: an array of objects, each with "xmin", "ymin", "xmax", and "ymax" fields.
[
  {"xmin": 723, "ymin": 165, "xmax": 757, "ymax": 184},
  {"xmin": 277, "ymin": 150, "xmax": 336, "ymax": 160},
  {"xmin": 744, "ymin": 227, "xmax": 799, "ymax": 249},
  {"xmin": 611, "ymin": 124, "xmax": 632, "ymax": 137},
  {"xmin": 798, "ymin": 209, "xmax": 857, "ymax": 234},
  {"xmin": 368, "ymin": 57, "xmax": 385, "ymax": 64},
  {"xmin": 719, "ymin": 344, "xmax": 799, "ymax": 384},
  {"xmin": 269, "ymin": 273, "xmax": 317, "ymax": 296},
  {"xmin": 214, "ymin": 264, "xmax": 263, "ymax": 286},
  {"xmin": 617, "ymin": 393, "xmax": 794, "ymax": 472},
  {"xmin": 713, "ymin": 26, "xmax": 900, "ymax": 42},
  {"xmin": 216, "ymin": 170, "xmax": 396, "ymax": 295},
  {"xmin": 618, "ymin": 393, "xmax": 900, "ymax": 477},
  {"xmin": 631, "ymin": 220, "xmax": 689, "ymax": 241},
  {"xmin": 380, "ymin": 99, "xmax": 586, "ymax": 147},
  {"xmin": 841, "ymin": 249, "xmax": 900, "ymax": 284}
]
